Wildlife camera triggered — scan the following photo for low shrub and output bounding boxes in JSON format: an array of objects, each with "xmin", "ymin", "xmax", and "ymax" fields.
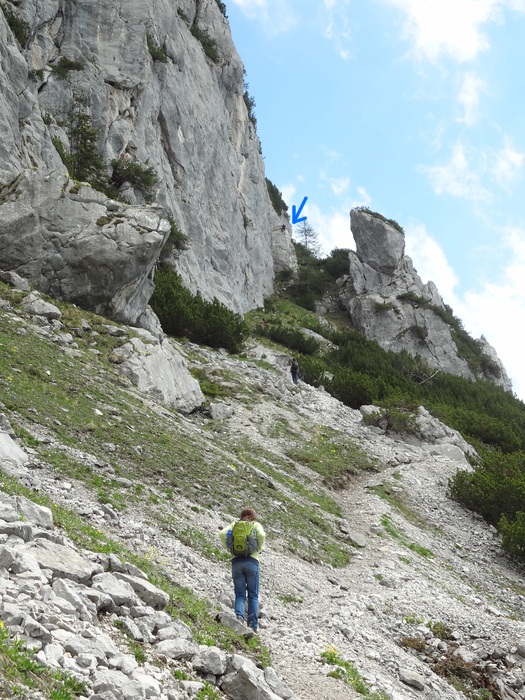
[
  {"xmin": 256, "ymin": 322, "xmax": 320, "ymax": 356},
  {"xmin": 215, "ymin": 0, "xmax": 227, "ymax": 17},
  {"xmin": 355, "ymin": 206, "xmax": 404, "ymax": 234},
  {"xmin": 499, "ymin": 512, "xmax": 525, "ymax": 561},
  {"xmin": 326, "ymin": 369, "xmax": 387, "ymax": 410},
  {"xmin": 28, "ymin": 68, "xmax": 44, "ymax": 81},
  {"xmin": 320, "ymin": 645, "xmax": 389, "ymax": 699},
  {"xmin": 52, "ymin": 56, "xmax": 84, "ymax": 78},
  {"xmin": 265, "ymin": 178, "xmax": 288, "ymax": 215},
  {"xmin": 362, "ymin": 405, "xmax": 418, "ymax": 435},
  {"xmin": 150, "ymin": 263, "xmax": 247, "ymax": 354},
  {"xmin": 323, "ymin": 248, "xmax": 351, "ymax": 280},
  {"xmin": 243, "ymin": 85, "xmax": 257, "ymax": 128},
  {"xmin": 110, "ymin": 159, "xmax": 158, "ymax": 202},
  {"xmin": 147, "ymin": 33, "xmax": 168, "ymax": 63},
  {"xmin": 163, "ymin": 215, "xmax": 189, "ymax": 258},
  {"xmin": 191, "ymin": 24, "xmax": 219, "ymax": 63},
  {"xmin": 1, "ymin": 3, "xmax": 30, "ymax": 46}
]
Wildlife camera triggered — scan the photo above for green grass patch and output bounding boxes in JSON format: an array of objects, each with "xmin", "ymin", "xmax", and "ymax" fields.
[
  {"xmin": 0, "ymin": 621, "xmax": 87, "ymax": 699},
  {"xmin": 287, "ymin": 426, "xmax": 378, "ymax": 488},
  {"xmin": 379, "ymin": 515, "xmax": 434, "ymax": 559},
  {"xmin": 320, "ymin": 645, "xmax": 389, "ymax": 699}
]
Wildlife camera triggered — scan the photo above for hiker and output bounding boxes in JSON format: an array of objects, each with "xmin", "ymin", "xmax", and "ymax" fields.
[
  {"xmin": 219, "ymin": 507, "xmax": 266, "ymax": 632},
  {"xmin": 290, "ymin": 358, "xmax": 299, "ymax": 384}
]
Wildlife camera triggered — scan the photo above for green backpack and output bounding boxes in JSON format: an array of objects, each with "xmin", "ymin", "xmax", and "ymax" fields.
[{"xmin": 228, "ymin": 520, "xmax": 258, "ymax": 557}]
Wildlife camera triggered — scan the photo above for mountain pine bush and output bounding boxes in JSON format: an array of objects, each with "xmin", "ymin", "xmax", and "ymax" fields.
[{"xmin": 150, "ymin": 264, "xmax": 246, "ymax": 353}]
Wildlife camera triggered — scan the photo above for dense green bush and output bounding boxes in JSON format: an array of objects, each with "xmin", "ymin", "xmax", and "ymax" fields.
[
  {"xmin": 322, "ymin": 248, "xmax": 351, "ymax": 280},
  {"xmin": 266, "ymin": 178, "xmax": 288, "ymax": 215},
  {"xmin": 110, "ymin": 159, "xmax": 158, "ymax": 203},
  {"xmin": 327, "ymin": 369, "xmax": 387, "ymax": 409},
  {"xmin": 52, "ymin": 56, "xmax": 84, "ymax": 78},
  {"xmin": 450, "ymin": 450, "xmax": 525, "ymax": 526},
  {"xmin": 256, "ymin": 323, "xmax": 320, "ymax": 356},
  {"xmin": 150, "ymin": 264, "xmax": 246, "ymax": 353},
  {"xmin": 147, "ymin": 33, "xmax": 168, "ymax": 63},
  {"xmin": 162, "ymin": 216, "xmax": 189, "ymax": 259},
  {"xmin": 499, "ymin": 512, "xmax": 525, "ymax": 560},
  {"xmin": 450, "ymin": 449, "xmax": 525, "ymax": 562},
  {"xmin": 191, "ymin": 24, "xmax": 219, "ymax": 63},
  {"xmin": 53, "ymin": 112, "xmax": 106, "ymax": 188},
  {"xmin": 1, "ymin": 3, "xmax": 30, "ymax": 46}
]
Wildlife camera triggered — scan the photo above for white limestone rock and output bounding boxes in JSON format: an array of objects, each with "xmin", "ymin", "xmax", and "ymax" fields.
[
  {"xmin": 0, "ymin": 433, "xmax": 29, "ymax": 468},
  {"xmin": 338, "ymin": 208, "xmax": 512, "ymax": 391},
  {"xmin": 0, "ymin": 0, "xmax": 297, "ymax": 323},
  {"xmin": 113, "ymin": 333, "xmax": 204, "ymax": 413}
]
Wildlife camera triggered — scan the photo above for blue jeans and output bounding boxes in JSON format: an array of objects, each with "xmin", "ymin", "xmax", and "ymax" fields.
[{"xmin": 232, "ymin": 557, "xmax": 259, "ymax": 630}]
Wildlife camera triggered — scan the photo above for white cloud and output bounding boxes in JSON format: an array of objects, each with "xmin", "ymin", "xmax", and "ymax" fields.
[
  {"xmin": 405, "ymin": 224, "xmax": 459, "ymax": 301},
  {"xmin": 423, "ymin": 142, "xmax": 491, "ymax": 201},
  {"xmin": 308, "ymin": 204, "xmax": 354, "ymax": 255},
  {"xmin": 329, "ymin": 176, "xmax": 351, "ymax": 196},
  {"xmin": 491, "ymin": 140, "xmax": 525, "ymax": 185},
  {"xmin": 382, "ymin": 0, "xmax": 525, "ymax": 63},
  {"xmin": 280, "ymin": 183, "xmax": 297, "ymax": 208},
  {"xmin": 231, "ymin": 0, "xmax": 298, "ymax": 34},
  {"xmin": 423, "ymin": 138, "xmax": 524, "ymax": 201},
  {"xmin": 321, "ymin": 0, "xmax": 352, "ymax": 58},
  {"xmin": 351, "ymin": 187, "xmax": 372, "ymax": 209},
  {"xmin": 457, "ymin": 73, "xmax": 486, "ymax": 126}
]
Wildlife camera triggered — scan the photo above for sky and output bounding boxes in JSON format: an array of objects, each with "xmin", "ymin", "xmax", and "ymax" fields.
[{"xmin": 226, "ymin": 0, "xmax": 525, "ymax": 400}]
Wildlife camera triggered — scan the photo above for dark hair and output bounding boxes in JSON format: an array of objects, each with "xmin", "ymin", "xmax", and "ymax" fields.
[{"xmin": 240, "ymin": 507, "xmax": 257, "ymax": 521}]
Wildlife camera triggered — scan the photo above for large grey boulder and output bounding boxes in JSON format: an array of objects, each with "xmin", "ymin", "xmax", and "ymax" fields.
[
  {"xmin": 338, "ymin": 209, "xmax": 512, "ymax": 390},
  {"xmin": 15, "ymin": 496, "xmax": 53, "ymax": 529},
  {"xmin": 0, "ymin": 173, "xmax": 169, "ymax": 326},
  {"xmin": 221, "ymin": 661, "xmax": 283, "ymax": 700},
  {"xmin": 113, "ymin": 572, "xmax": 169, "ymax": 610},
  {"xmin": 351, "ymin": 208, "xmax": 405, "ymax": 274},
  {"xmin": 20, "ymin": 539, "xmax": 103, "ymax": 583},
  {"xmin": 111, "ymin": 332, "xmax": 203, "ymax": 413},
  {"xmin": 0, "ymin": 432, "xmax": 29, "ymax": 467}
]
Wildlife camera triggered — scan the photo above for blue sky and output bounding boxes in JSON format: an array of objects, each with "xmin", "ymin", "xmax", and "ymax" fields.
[{"xmin": 227, "ymin": 0, "xmax": 525, "ymax": 399}]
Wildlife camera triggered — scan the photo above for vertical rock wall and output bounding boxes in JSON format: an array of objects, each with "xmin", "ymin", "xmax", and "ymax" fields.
[{"xmin": 0, "ymin": 0, "xmax": 296, "ymax": 321}]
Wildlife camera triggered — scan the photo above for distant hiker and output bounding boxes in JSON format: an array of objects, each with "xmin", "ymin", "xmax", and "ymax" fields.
[
  {"xmin": 290, "ymin": 358, "xmax": 299, "ymax": 384},
  {"xmin": 219, "ymin": 507, "xmax": 266, "ymax": 632}
]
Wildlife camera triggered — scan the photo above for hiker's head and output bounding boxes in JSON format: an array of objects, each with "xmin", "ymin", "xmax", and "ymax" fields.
[{"xmin": 240, "ymin": 507, "xmax": 257, "ymax": 521}]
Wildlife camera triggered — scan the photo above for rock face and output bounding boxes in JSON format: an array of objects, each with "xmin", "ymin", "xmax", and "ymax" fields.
[
  {"xmin": 0, "ymin": 0, "xmax": 296, "ymax": 323},
  {"xmin": 338, "ymin": 209, "xmax": 511, "ymax": 390}
]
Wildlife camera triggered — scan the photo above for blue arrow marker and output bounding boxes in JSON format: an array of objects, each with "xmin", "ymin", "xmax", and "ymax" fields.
[{"xmin": 291, "ymin": 196, "xmax": 308, "ymax": 224}]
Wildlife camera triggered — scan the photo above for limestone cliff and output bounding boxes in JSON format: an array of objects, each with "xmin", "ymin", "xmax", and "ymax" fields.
[
  {"xmin": 338, "ymin": 209, "xmax": 511, "ymax": 390},
  {"xmin": 0, "ymin": 0, "xmax": 296, "ymax": 324}
]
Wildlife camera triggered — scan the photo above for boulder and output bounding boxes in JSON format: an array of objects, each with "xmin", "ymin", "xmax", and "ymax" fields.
[
  {"xmin": 0, "ymin": 433, "xmax": 29, "ymax": 467},
  {"xmin": 113, "ymin": 572, "xmax": 169, "ymax": 610},
  {"xmin": 113, "ymin": 333, "xmax": 203, "ymax": 413},
  {"xmin": 15, "ymin": 496, "xmax": 53, "ymax": 529},
  {"xmin": 20, "ymin": 539, "xmax": 102, "ymax": 583}
]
